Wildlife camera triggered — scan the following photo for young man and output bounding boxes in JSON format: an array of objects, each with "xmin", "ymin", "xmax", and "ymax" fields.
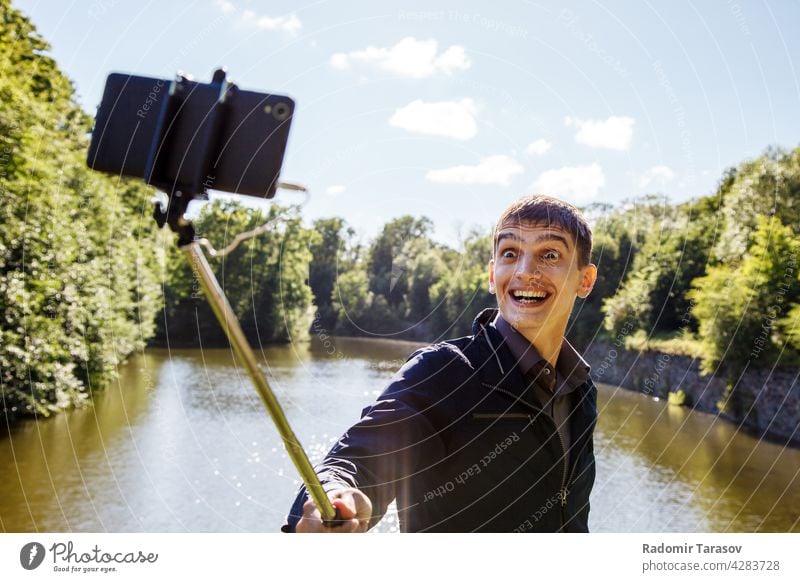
[{"xmin": 283, "ymin": 194, "xmax": 598, "ymax": 532}]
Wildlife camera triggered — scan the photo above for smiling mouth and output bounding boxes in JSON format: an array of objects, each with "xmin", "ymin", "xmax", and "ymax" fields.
[{"xmin": 509, "ymin": 289, "xmax": 551, "ymax": 306}]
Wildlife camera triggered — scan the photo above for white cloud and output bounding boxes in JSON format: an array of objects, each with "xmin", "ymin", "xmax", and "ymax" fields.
[
  {"xmin": 326, "ymin": 185, "xmax": 346, "ymax": 196},
  {"xmin": 253, "ymin": 13, "xmax": 302, "ymax": 34},
  {"xmin": 564, "ymin": 115, "xmax": 635, "ymax": 150},
  {"xmin": 426, "ymin": 155, "xmax": 524, "ymax": 186},
  {"xmin": 331, "ymin": 37, "xmax": 471, "ymax": 78},
  {"xmin": 217, "ymin": 2, "xmax": 302, "ymax": 35},
  {"xmin": 639, "ymin": 165, "xmax": 675, "ymax": 188},
  {"xmin": 389, "ymin": 98, "xmax": 478, "ymax": 140},
  {"xmin": 526, "ymin": 139, "xmax": 552, "ymax": 156},
  {"xmin": 330, "ymin": 53, "xmax": 349, "ymax": 69},
  {"xmin": 216, "ymin": 0, "xmax": 235, "ymax": 14},
  {"xmin": 533, "ymin": 163, "xmax": 605, "ymax": 202}
]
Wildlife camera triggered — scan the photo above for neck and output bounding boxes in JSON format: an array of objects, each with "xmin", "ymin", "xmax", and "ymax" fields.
[
  {"xmin": 519, "ymin": 324, "xmax": 566, "ymax": 369},
  {"xmin": 490, "ymin": 315, "xmax": 567, "ymax": 368},
  {"xmin": 517, "ymin": 321, "xmax": 567, "ymax": 368}
]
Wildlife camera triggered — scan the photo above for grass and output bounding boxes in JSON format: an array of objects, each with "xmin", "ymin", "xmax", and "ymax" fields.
[{"xmin": 623, "ymin": 329, "xmax": 703, "ymax": 358}]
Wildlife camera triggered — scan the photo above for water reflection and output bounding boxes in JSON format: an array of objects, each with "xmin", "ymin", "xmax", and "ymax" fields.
[
  {"xmin": 592, "ymin": 385, "xmax": 800, "ymax": 532},
  {"xmin": 1, "ymin": 340, "xmax": 797, "ymax": 532}
]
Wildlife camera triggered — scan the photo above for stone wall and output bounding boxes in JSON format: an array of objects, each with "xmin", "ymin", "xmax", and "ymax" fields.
[{"xmin": 584, "ymin": 341, "xmax": 800, "ymax": 447}]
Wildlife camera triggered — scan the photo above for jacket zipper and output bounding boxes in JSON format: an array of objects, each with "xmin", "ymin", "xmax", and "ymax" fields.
[
  {"xmin": 555, "ymin": 429, "xmax": 569, "ymax": 507},
  {"xmin": 481, "ymin": 381, "xmax": 570, "ymax": 528},
  {"xmin": 472, "ymin": 412, "xmax": 531, "ymax": 420}
]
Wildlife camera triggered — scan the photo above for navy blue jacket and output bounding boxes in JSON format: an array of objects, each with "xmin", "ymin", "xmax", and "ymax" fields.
[{"xmin": 283, "ymin": 308, "xmax": 597, "ymax": 532}]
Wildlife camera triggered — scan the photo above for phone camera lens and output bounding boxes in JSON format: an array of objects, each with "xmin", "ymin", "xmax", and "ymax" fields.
[{"xmin": 273, "ymin": 102, "xmax": 290, "ymax": 121}]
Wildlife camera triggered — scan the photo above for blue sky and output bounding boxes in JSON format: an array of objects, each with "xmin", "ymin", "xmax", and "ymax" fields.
[{"xmin": 16, "ymin": 0, "xmax": 800, "ymax": 247}]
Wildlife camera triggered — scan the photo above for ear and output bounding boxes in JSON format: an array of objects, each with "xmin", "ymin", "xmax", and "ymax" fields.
[
  {"xmin": 577, "ymin": 264, "xmax": 597, "ymax": 298},
  {"xmin": 488, "ymin": 259, "xmax": 496, "ymax": 294}
]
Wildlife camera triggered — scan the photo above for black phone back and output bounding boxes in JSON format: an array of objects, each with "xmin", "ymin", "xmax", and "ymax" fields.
[{"xmin": 87, "ymin": 73, "xmax": 294, "ymax": 198}]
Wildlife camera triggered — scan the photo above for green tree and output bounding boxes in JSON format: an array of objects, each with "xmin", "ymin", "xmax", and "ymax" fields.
[
  {"xmin": 333, "ymin": 220, "xmax": 491, "ymax": 339},
  {"xmin": 399, "ymin": 237, "xmax": 450, "ymax": 337},
  {"xmin": 689, "ymin": 216, "xmax": 800, "ymax": 418},
  {"xmin": 367, "ymin": 215, "xmax": 433, "ymax": 308},
  {"xmin": 157, "ymin": 200, "xmax": 317, "ymax": 345},
  {"xmin": 332, "ymin": 269, "xmax": 374, "ymax": 335},
  {"xmin": 0, "ymin": 0, "xmax": 162, "ymax": 420},
  {"xmin": 308, "ymin": 217, "xmax": 355, "ymax": 331},
  {"xmin": 713, "ymin": 147, "xmax": 800, "ymax": 263},
  {"xmin": 568, "ymin": 229, "xmax": 629, "ymax": 349},
  {"xmin": 781, "ymin": 302, "xmax": 800, "ymax": 351},
  {"xmin": 429, "ymin": 229, "xmax": 494, "ymax": 339},
  {"xmin": 602, "ymin": 198, "xmax": 716, "ymax": 339}
]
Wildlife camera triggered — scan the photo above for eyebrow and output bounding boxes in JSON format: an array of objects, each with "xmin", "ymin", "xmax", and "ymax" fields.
[{"xmin": 496, "ymin": 231, "xmax": 572, "ymax": 249}]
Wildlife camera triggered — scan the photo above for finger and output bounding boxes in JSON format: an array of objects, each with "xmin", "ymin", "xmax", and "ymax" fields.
[
  {"xmin": 337, "ymin": 491, "xmax": 372, "ymax": 525},
  {"xmin": 349, "ymin": 492, "xmax": 372, "ymax": 521},
  {"xmin": 302, "ymin": 498, "xmax": 322, "ymax": 518},
  {"xmin": 331, "ymin": 497, "xmax": 357, "ymax": 520}
]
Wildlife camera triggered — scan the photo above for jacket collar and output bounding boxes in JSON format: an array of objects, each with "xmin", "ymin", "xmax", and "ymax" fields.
[
  {"xmin": 471, "ymin": 308, "xmax": 593, "ymax": 412},
  {"xmin": 472, "ymin": 308, "xmax": 517, "ymax": 376},
  {"xmin": 492, "ymin": 312, "xmax": 590, "ymax": 392},
  {"xmin": 471, "ymin": 308, "xmax": 543, "ymax": 412}
]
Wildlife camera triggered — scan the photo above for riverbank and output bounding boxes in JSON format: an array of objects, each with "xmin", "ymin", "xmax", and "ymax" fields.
[{"xmin": 585, "ymin": 341, "xmax": 800, "ymax": 448}]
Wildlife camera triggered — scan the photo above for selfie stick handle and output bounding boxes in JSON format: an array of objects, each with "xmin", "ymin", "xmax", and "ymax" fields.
[{"xmin": 181, "ymin": 240, "xmax": 338, "ymax": 524}]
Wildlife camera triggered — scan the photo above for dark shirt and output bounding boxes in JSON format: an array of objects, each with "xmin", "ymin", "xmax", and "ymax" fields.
[{"xmin": 491, "ymin": 313, "xmax": 590, "ymax": 464}]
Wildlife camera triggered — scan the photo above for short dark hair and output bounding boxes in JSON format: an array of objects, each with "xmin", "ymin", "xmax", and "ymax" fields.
[{"xmin": 493, "ymin": 194, "xmax": 593, "ymax": 268}]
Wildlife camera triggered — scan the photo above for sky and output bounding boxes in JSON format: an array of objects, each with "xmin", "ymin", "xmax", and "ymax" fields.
[{"xmin": 15, "ymin": 0, "xmax": 800, "ymax": 247}]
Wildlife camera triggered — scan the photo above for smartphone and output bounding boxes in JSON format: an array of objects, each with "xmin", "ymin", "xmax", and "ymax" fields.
[{"xmin": 87, "ymin": 72, "xmax": 295, "ymax": 198}]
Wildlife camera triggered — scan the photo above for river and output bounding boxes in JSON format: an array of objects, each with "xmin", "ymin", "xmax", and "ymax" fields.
[{"xmin": 1, "ymin": 337, "xmax": 798, "ymax": 532}]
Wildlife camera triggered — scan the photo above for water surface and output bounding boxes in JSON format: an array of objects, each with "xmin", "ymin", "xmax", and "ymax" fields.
[{"xmin": 1, "ymin": 338, "xmax": 797, "ymax": 532}]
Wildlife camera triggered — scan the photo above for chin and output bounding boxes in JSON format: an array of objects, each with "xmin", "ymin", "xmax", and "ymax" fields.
[{"xmin": 504, "ymin": 311, "xmax": 546, "ymax": 329}]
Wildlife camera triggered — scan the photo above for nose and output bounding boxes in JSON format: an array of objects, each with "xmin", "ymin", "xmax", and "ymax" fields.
[{"xmin": 514, "ymin": 255, "xmax": 541, "ymax": 281}]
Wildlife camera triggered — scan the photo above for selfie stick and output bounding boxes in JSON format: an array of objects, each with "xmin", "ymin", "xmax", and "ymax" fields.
[
  {"xmin": 148, "ymin": 70, "xmax": 338, "ymax": 525},
  {"xmin": 183, "ymin": 239, "xmax": 338, "ymax": 525}
]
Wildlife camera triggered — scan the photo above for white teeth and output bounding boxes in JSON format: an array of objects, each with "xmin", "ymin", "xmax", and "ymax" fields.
[{"xmin": 512, "ymin": 290, "xmax": 547, "ymax": 299}]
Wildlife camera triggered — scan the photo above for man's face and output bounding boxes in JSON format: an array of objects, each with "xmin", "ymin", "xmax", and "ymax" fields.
[{"xmin": 488, "ymin": 221, "xmax": 597, "ymax": 342}]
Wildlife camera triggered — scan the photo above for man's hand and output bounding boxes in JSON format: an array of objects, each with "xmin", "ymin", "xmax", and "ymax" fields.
[{"xmin": 295, "ymin": 488, "xmax": 372, "ymax": 533}]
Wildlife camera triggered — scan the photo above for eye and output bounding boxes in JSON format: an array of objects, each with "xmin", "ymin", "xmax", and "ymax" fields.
[
  {"xmin": 500, "ymin": 248, "xmax": 517, "ymax": 259},
  {"xmin": 541, "ymin": 250, "xmax": 560, "ymax": 263}
]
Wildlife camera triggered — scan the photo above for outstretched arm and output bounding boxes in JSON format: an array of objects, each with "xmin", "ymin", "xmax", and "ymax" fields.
[{"xmin": 282, "ymin": 345, "xmax": 463, "ymax": 532}]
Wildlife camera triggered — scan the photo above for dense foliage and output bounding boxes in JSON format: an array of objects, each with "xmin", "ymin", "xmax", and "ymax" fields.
[
  {"xmin": 155, "ymin": 200, "xmax": 318, "ymax": 346},
  {"xmin": 328, "ymin": 217, "xmax": 494, "ymax": 340},
  {"xmin": 0, "ymin": 0, "xmax": 162, "ymax": 420}
]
